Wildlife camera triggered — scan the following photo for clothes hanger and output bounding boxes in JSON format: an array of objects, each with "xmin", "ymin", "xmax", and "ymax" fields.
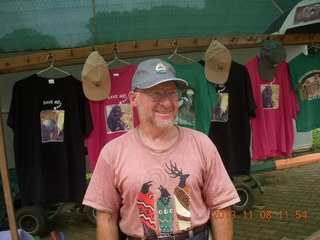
[
  {"xmin": 302, "ymin": 35, "xmax": 320, "ymax": 54},
  {"xmin": 107, "ymin": 46, "xmax": 131, "ymax": 66},
  {"xmin": 37, "ymin": 54, "xmax": 70, "ymax": 76},
  {"xmin": 167, "ymin": 40, "xmax": 194, "ymax": 62}
]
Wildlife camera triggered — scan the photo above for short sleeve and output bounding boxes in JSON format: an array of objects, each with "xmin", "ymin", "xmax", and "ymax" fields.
[
  {"xmin": 202, "ymin": 145, "xmax": 240, "ymax": 210},
  {"xmin": 7, "ymin": 82, "xmax": 17, "ymax": 130},
  {"xmin": 83, "ymin": 148, "xmax": 121, "ymax": 213}
]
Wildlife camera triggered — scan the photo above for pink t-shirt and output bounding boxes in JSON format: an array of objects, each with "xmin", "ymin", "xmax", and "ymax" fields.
[
  {"xmin": 245, "ymin": 56, "xmax": 299, "ymax": 160},
  {"xmin": 83, "ymin": 126, "xmax": 239, "ymax": 238},
  {"xmin": 87, "ymin": 65, "xmax": 139, "ymax": 171}
]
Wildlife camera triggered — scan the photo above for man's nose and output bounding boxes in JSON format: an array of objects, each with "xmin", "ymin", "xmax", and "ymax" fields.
[{"xmin": 159, "ymin": 92, "xmax": 172, "ymax": 104}]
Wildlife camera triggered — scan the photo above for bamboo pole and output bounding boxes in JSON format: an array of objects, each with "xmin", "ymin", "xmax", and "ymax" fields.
[{"xmin": 0, "ymin": 102, "xmax": 18, "ymax": 240}]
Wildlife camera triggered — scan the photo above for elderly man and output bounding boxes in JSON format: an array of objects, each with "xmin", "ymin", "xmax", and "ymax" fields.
[{"xmin": 83, "ymin": 59, "xmax": 239, "ymax": 240}]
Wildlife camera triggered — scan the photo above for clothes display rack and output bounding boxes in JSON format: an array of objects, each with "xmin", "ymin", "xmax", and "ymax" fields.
[{"xmin": 1, "ymin": 33, "xmax": 320, "ymax": 74}]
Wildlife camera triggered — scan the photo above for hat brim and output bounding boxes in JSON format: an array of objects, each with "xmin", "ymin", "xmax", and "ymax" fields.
[
  {"xmin": 136, "ymin": 77, "xmax": 188, "ymax": 89},
  {"xmin": 82, "ymin": 66, "xmax": 111, "ymax": 101}
]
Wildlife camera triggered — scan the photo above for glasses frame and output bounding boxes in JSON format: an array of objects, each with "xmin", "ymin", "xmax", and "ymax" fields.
[{"xmin": 134, "ymin": 89, "xmax": 180, "ymax": 102}]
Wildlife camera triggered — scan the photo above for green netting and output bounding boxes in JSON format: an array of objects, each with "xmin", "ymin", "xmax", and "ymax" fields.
[{"xmin": 0, "ymin": 0, "xmax": 302, "ymax": 53}]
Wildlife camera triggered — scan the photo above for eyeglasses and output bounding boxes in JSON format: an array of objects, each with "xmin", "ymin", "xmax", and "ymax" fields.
[{"xmin": 135, "ymin": 89, "xmax": 180, "ymax": 102}]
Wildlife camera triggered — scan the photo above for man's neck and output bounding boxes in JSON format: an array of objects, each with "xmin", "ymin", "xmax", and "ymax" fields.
[{"xmin": 137, "ymin": 124, "xmax": 180, "ymax": 151}]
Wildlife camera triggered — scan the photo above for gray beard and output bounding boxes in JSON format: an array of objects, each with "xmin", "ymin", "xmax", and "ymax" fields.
[{"xmin": 140, "ymin": 111, "xmax": 177, "ymax": 129}]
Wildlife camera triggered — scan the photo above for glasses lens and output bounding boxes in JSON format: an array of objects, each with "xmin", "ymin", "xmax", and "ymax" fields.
[
  {"xmin": 148, "ymin": 90, "xmax": 179, "ymax": 102},
  {"xmin": 167, "ymin": 91, "xmax": 179, "ymax": 102}
]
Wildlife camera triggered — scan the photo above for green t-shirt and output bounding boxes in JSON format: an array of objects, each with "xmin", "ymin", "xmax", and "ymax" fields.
[
  {"xmin": 288, "ymin": 52, "xmax": 320, "ymax": 132},
  {"xmin": 167, "ymin": 60, "xmax": 218, "ymax": 135}
]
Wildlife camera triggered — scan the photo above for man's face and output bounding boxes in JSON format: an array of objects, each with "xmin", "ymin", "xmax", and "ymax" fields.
[{"xmin": 134, "ymin": 81, "xmax": 179, "ymax": 129}]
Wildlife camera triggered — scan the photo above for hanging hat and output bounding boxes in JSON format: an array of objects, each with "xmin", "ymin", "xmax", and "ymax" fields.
[
  {"xmin": 258, "ymin": 39, "xmax": 286, "ymax": 81},
  {"xmin": 82, "ymin": 51, "xmax": 111, "ymax": 101},
  {"xmin": 132, "ymin": 58, "xmax": 188, "ymax": 90},
  {"xmin": 204, "ymin": 40, "xmax": 232, "ymax": 84}
]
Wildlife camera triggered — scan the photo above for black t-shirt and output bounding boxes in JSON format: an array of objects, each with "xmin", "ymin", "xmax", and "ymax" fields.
[
  {"xmin": 7, "ymin": 74, "xmax": 93, "ymax": 205},
  {"xmin": 200, "ymin": 60, "xmax": 256, "ymax": 177}
]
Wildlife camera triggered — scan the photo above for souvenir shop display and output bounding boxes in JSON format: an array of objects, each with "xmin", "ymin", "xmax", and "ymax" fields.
[
  {"xmin": 288, "ymin": 49, "xmax": 320, "ymax": 132},
  {"xmin": 205, "ymin": 60, "xmax": 256, "ymax": 177},
  {"xmin": 7, "ymin": 73, "xmax": 93, "ymax": 205},
  {"xmin": 245, "ymin": 40, "xmax": 299, "ymax": 161}
]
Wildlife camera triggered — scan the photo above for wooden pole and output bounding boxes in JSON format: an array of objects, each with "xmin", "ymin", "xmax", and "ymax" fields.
[{"xmin": 0, "ymin": 102, "xmax": 18, "ymax": 240}]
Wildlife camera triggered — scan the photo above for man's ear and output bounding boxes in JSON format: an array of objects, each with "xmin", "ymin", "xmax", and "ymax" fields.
[{"xmin": 128, "ymin": 91, "xmax": 138, "ymax": 107}]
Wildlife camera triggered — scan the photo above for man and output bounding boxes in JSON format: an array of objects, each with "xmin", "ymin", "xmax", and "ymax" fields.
[{"xmin": 83, "ymin": 59, "xmax": 240, "ymax": 240}]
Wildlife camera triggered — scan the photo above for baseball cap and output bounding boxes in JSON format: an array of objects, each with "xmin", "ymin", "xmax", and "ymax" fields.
[
  {"xmin": 258, "ymin": 39, "xmax": 286, "ymax": 81},
  {"xmin": 82, "ymin": 51, "xmax": 111, "ymax": 101},
  {"xmin": 132, "ymin": 59, "xmax": 188, "ymax": 90},
  {"xmin": 204, "ymin": 40, "xmax": 232, "ymax": 84}
]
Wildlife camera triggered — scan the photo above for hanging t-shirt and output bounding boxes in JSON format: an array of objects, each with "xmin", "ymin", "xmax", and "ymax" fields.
[
  {"xmin": 7, "ymin": 74, "xmax": 93, "ymax": 206},
  {"xmin": 203, "ymin": 61, "xmax": 256, "ymax": 177},
  {"xmin": 288, "ymin": 52, "xmax": 320, "ymax": 132},
  {"xmin": 166, "ymin": 60, "xmax": 218, "ymax": 135},
  {"xmin": 245, "ymin": 56, "xmax": 299, "ymax": 161},
  {"xmin": 83, "ymin": 126, "xmax": 239, "ymax": 238},
  {"xmin": 87, "ymin": 65, "xmax": 139, "ymax": 171}
]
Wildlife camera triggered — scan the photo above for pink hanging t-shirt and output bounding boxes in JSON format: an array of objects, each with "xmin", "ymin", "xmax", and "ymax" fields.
[
  {"xmin": 245, "ymin": 56, "xmax": 299, "ymax": 160},
  {"xmin": 87, "ymin": 64, "xmax": 139, "ymax": 171}
]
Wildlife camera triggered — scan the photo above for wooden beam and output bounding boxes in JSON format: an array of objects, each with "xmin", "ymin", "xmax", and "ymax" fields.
[
  {"xmin": 1, "ymin": 33, "xmax": 320, "ymax": 74},
  {"xmin": 0, "ymin": 103, "xmax": 18, "ymax": 240}
]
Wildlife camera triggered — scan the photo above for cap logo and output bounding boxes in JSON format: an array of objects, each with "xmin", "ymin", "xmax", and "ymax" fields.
[
  {"xmin": 155, "ymin": 63, "xmax": 167, "ymax": 74},
  {"xmin": 217, "ymin": 63, "xmax": 226, "ymax": 70}
]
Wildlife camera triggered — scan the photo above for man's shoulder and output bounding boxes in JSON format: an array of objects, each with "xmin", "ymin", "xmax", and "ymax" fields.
[
  {"xmin": 179, "ymin": 125, "xmax": 207, "ymax": 136},
  {"xmin": 101, "ymin": 129, "xmax": 135, "ymax": 150},
  {"xmin": 179, "ymin": 126, "xmax": 212, "ymax": 143}
]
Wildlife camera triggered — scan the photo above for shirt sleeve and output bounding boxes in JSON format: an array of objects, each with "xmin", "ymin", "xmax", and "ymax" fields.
[
  {"xmin": 83, "ymin": 146, "xmax": 121, "ymax": 213},
  {"xmin": 244, "ymin": 66, "xmax": 257, "ymax": 119},
  {"xmin": 7, "ymin": 82, "xmax": 17, "ymax": 130},
  {"xmin": 284, "ymin": 62, "xmax": 300, "ymax": 119},
  {"xmin": 202, "ymin": 142, "xmax": 240, "ymax": 210}
]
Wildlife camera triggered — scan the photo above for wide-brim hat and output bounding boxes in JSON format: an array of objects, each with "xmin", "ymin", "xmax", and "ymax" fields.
[
  {"xmin": 204, "ymin": 40, "xmax": 232, "ymax": 84},
  {"xmin": 132, "ymin": 58, "xmax": 188, "ymax": 90},
  {"xmin": 82, "ymin": 51, "xmax": 111, "ymax": 101},
  {"xmin": 258, "ymin": 39, "xmax": 286, "ymax": 81}
]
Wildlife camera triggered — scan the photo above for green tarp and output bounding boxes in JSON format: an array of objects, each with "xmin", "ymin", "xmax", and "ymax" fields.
[{"xmin": 0, "ymin": 0, "xmax": 302, "ymax": 53}]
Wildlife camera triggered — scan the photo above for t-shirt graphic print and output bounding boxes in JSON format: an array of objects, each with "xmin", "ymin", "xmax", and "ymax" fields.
[
  {"xmin": 175, "ymin": 87, "xmax": 195, "ymax": 128},
  {"xmin": 212, "ymin": 93, "xmax": 229, "ymax": 122},
  {"xmin": 105, "ymin": 103, "xmax": 134, "ymax": 133},
  {"xmin": 298, "ymin": 72, "xmax": 320, "ymax": 101},
  {"xmin": 136, "ymin": 160, "xmax": 191, "ymax": 238},
  {"xmin": 261, "ymin": 84, "xmax": 280, "ymax": 109},
  {"xmin": 40, "ymin": 110, "xmax": 65, "ymax": 142}
]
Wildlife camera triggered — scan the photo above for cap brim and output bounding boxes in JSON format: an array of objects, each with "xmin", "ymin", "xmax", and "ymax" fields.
[
  {"xmin": 83, "ymin": 85, "xmax": 110, "ymax": 101},
  {"xmin": 82, "ymin": 67, "xmax": 111, "ymax": 101},
  {"xmin": 137, "ymin": 77, "xmax": 188, "ymax": 89},
  {"xmin": 258, "ymin": 57, "xmax": 277, "ymax": 81}
]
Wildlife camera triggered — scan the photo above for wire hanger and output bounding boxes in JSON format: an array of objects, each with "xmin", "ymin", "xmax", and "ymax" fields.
[
  {"xmin": 302, "ymin": 35, "xmax": 320, "ymax": 54},
  {"xmin": 308, "ymin": 36, "xmax": 320, "ymax": 50},
  {"xmin": 167, "ymin": 40, "xmax": 194, "ymax": 62},
  {"xmin": 37, "ymin": 54, "xmax": 70, "ymax": 76},
  {"xmin": 107, "ymin": 46, "xmax": 131, "ymax": 66}
]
